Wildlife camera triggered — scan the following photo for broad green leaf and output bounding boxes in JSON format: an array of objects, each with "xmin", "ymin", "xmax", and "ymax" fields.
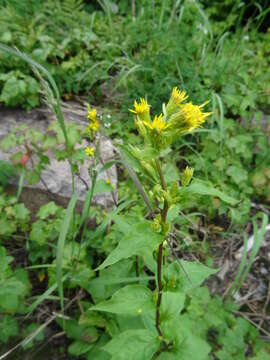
[
  {"xmin": 159, "ymin": 317, "xmax": 211, "ymax": 360},
  {"xmin": 161, "ymin": 330, "xmax": 211, "ymax": 359},
  {"xmin": 186, "ymin": 179, "xmax": 238, "ymax": 205},
  {"xmin": 103, "ymin": 329, "xmax": 160, "ymax": 360},
  {"xmin": 165, "ymin": 260, "xmax": 217, "ymax": 293},
  {"xmin": 90, "ymin": 285, "xmax": 155, "ymax": 315},
  {"xmin": 96, "ymin": 222, "xmax": 162, "ymax": 270},
  {"xmin": 161, "ymin": 292, "xmax": 185, "ymax": 322}
]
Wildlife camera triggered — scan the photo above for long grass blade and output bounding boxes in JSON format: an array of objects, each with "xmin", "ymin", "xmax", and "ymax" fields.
[
  {"xmin": 237, "ymin": 213, "xmax": 268, "ymax": 291},
  {"xmin": 16, "ymin": 168, "xmax": 25, "ymax": 201}
]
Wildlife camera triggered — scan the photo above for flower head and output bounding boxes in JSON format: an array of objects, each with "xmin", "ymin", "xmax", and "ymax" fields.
[
  {"xmin": 88, "ymin": 120, "xmax": 99, "ymax": 132},
  {"xmin": 88, "ymin": 107, "xmax": 97, "ymax": 122},
  {"xmin": 170, "ymin": 101, "xmax": 211, "ymax": 135},
  {"xmin": 166, "ymin": 87, "xmax": 188, "ymax": 116},
  {"xmin": 87, "ymin": 106, "xmax": 100, "ymax": 135},
  {"xmin": 85, "ymin": 146, "xmax": 95, "ymax": 157},
  {"xmin": 144, "ymin": 114, "xmax": 170, "ymax": 132},
  {"xmin": 129, "ymin": 98, "xmax": 150, "ymax": 122},
  {"xmin": 181, "ymin": 102, "xmax": 210, "ymax": 132},
  {"xmin": 171, "ymin": 87, "xmax": 188, "ymax": 104}
]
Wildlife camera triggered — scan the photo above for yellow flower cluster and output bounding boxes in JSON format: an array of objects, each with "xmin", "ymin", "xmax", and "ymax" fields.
[
  {"xmin": 179, "ymin": 101, "xmax": 210, "ymax": 132},
  {"xmin": 87, "ymin": 107, "xmax": 99, "ymax": 134},
  {"xmin": 129, "ymin": 87, "xmax": 211, "ymax": 150}
]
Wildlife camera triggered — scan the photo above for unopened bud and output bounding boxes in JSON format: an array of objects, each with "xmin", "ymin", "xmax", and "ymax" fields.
[{"xmin": 182, "ymin": 166, "xmax": 194, "ymax": 187}]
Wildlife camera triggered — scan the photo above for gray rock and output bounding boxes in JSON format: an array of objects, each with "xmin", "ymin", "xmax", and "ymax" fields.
[{"xmin": 0, "ymin": 103, "xmax": 117, "ymax": 208}]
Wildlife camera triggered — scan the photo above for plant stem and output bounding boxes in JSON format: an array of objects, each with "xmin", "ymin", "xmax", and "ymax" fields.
[
  {"xmin": 154, "ymin": 159, "xmax": 169, "ymax": 341},
  {"xmin": 155, "ymin": 242, "xmax": 164, "ymax": 337}
]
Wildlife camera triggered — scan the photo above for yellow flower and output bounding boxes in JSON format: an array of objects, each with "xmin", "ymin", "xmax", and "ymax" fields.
[
  {"xmin": 106, "ymin": 178, "xmax": 111, "ymax": 185},
  {"xmin": 86, "ymin": 106, "xmax": 100, "ymax": 135},
  {"xmin": 129, "ymin": 98, "xmax": 150, "ymax": 122},
  {"xmin": 85, "ymin": 146, "xmax": 95, "ymax": 157},
  {"xmin": 88, "ymin": 120, "xmax": 99, "ymax": 132},
  {"xmin": 170, "ymin": 101, "xmax": 211, "ymax": 135},
  {"xmin": 182, "ymin": 166, "xmax": 194, "ymax": 187},
  {"xmin": 166, "ymin": 87, "xmax": 188, "ymax": 116},
  {"xmin": 144, "ymin": 114, "xmax": 170, "ymax": 132},
  {"xmin": 181, "ymin": 101, "xmax": 210, "ymax": 132},
  {"xmin": 171, "ymin": 87, "xmax": 188, "ymax": 104},
  {"xmin": 88, "ymin": 107, "xmax": 97, "ymax": 122}
]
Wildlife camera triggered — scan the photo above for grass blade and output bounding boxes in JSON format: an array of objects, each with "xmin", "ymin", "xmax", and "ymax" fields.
[{"xmin": 16, "ymin": 168, "xmax": 25, "ymax": 201}]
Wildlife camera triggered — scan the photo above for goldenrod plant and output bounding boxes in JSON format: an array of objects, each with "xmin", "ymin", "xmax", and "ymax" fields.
[{"xmin": 88, "ymin": 89, "xmax": 241, "ymax": 358}]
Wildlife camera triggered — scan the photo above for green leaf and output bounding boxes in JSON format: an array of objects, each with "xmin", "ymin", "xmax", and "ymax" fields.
[
  {"xmin": 93, "ymin": 179, "xmax": 112, "ymax": 195},
  {"xmin": 165, "ymin": 260, "xmax": 217, "ymax": 293},
  {"xmin": 186, "ymin": 179, "xmax": 238, "ymax": 205},
  {"xmin": 90, "ymin": 285, "xmax": 155, "ymax": 315},
  {"xmin": 0, "ymin": 133, "xmax": 17, "ymax": 151},
  {"xmin": 251, "ymin": 350, "xmax": 270, "ymax": 360},
  {"xmin": 159, "ymin": 317, "xmax": 211, "ymax": 360},
  {"xmin": 89, "ymin": 259, "xmax": 135, "ymax": 303},
  {"xmin": 161, "ymin": 292, "xmax": 185, "ymax": 322},
  {"xmin": 103, "ymin": 329, "xmax": 160, "ymax": 360},
  {"xmin": 0, "ymin": 316, "xmax": 18, "ymax": 343},
  {"xmin": 96, "ymin": 222, "xmax": 162, "ymax": 270},
  {"xmin": 79, "ymin": 312, "xmax": 107, "ymax": 328},
  {"xmin": 37, "ymin": 201, "xmax": 59, "ymax": 219},
  {"xmin": 226, "ymin": 165, "xmax": 248, "ymax": 185},
  {"xmin": 86, "ymin": 333, "xmax": 111, "ymax": 360},
  {"xmin": 14, "ymin": 203, "xmax": 30, "ymax": 221},
  {"xmin": 68, "ymin": 341, "xmax": 94, "ymax": 356}
]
